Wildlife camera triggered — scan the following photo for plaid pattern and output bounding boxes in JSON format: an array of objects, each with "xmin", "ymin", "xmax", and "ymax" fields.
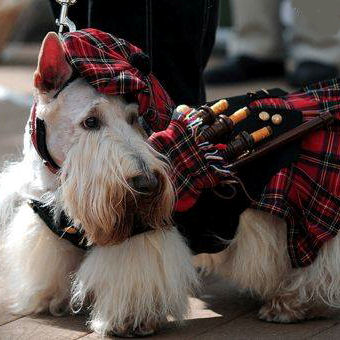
[
  {"xmin": 150, "ymin": 78, "xmax": 340, "ymax": 267},
  {"xmin": 149, "ymin": 120, "xmax": 222, "ymax": 211},
  {"xmin": 250, "ymin": 78, "xmax": 340, "ymax": 267},
  {"xmin": 62, "ymin": 29, "xmax": 174, "ymax": 131}
]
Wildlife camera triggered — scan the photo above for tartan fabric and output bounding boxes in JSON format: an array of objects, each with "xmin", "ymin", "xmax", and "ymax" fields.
[
  {"xmin": 62, "ymin": 29, "xmax": 174, "ymax": 131},
  {"xmin": 150, "ymin": 78, "xmax": 340, "ymax": 268},
  {"xmin": 149, "ymin": 119, "xmax": 224, "ymax": 212},
  {"xmin": 250, "ymin": 78, "xmax": 340, "ymax": 267}
]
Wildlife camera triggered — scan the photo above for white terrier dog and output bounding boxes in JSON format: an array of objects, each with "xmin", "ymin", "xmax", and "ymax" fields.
[
  {"xmin": 1, "ymin": 29, "xmax": 340, "ymax": 338},
  {"xmin": 0, "ymin": 32, "xmax": 198, "ymax": 337}
]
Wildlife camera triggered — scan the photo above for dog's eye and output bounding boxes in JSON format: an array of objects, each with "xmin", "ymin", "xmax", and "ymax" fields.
[{"xmin": 82, "ymin": 117, "xmax": 100, "ymax": 130}]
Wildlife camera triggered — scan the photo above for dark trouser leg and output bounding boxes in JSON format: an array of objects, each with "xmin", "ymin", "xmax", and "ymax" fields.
[{"xmin": 49, "ymin": 0, "xmax": 219, "ymax": 106}]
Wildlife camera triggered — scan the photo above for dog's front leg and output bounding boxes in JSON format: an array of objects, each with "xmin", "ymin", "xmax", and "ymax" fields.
[
  {"xmin": 71, "ymin": 228, "xmax": 198, "ymax": 337},
  {"xmin": 1, "ymin": 204, "xmax": 83, "ymax": 316}
]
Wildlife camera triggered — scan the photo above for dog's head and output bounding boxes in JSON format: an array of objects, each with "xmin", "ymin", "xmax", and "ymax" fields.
[{"xmin": 33, "ymin": 32, "xmax": 174, "ymax": 246}]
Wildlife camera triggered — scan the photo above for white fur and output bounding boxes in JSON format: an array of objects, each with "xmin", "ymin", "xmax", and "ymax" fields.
[
  {"xmin": 0, "ymin": 75, "xmax": 198, "ymax": 336},
  {"xmin": 195, "ymin": 208, "xmax": 340, "ymax": 322},
  {"xmin": 71, "ymin": 228, "xmax": 198, "ymax": 336},
  {"xmin": 1, "ymin": 204, "xmax": 83, "ymax": 316}
]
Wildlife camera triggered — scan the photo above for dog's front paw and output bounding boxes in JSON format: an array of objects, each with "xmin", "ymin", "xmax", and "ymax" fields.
[
  {"xmin": 73, "ymin": 229, "xmax": 198, "ymax": 337},
  {"xmin": 111, "ymin": 322, "xmax": 156, "ymax": 338},
  {"xmin": 258, "ymin": 294, "xmax": 306, "ymax": 323},
  {"xmin": 91, "ymin": 318, "xmax": 156, "ymax": 338}
]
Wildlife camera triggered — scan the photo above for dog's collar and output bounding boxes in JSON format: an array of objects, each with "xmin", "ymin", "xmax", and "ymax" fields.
[
  {"xmin": 28, "ymin": 199, "xmax": 154, "ymax": 249},
  {"xmin": 27, "ymin": 199, "xmax": 89, "ymax": 250},
  {"xmin": 29, "ymin": 102, "xmax": 61, "ymax": 174},
  {"xmin": 29, "ymin": 74, "xmax": 79, "ymax": 174}
]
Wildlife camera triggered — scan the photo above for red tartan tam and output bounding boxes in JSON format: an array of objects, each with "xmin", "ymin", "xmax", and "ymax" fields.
[{"xmin": 62, "ymin": 28, "xmax": 174, "ymax": 132}]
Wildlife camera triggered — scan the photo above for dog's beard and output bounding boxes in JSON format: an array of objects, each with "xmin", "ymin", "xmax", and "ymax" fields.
[{"xmin": 59, "ymin": 133, "xmax": 174, "ymax": 246}]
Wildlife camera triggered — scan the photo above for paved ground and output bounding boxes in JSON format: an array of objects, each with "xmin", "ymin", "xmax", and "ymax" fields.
[{"xmin": 0, "ymin": 63, "xmax": 340, "ymax": 339}]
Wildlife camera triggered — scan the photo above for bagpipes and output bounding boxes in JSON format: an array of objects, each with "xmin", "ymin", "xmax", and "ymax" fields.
[
  {"xmin": 150, "ymin": 81, "xmax": 340, "ymax": 266},
  {"xmin": 176, "ymin": 92, "xmax": 333, "ymax": 173}
]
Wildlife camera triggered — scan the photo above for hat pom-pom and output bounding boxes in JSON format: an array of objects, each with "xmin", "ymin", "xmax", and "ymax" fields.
[{"xmin": 129, "ymin": 52, "xmax": 151, "ymax": 76}]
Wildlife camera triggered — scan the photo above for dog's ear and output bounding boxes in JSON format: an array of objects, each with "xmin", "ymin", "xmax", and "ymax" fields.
[{"xmin": 34, "ymin": 32, "xmax": 72, "ymax": 94}]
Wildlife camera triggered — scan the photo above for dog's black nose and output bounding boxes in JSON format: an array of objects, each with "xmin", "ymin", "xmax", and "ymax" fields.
[{"xmin": 130, "ymin": 173, "xmax": 159, "ymax": 194}]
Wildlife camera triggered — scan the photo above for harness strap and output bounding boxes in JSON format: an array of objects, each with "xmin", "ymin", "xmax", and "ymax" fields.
[
  {"xmin": 29, "ymin": 102, "xmax": 61, "ymax": 174},
  {"xmin": 28, "ymin": 199, "xmax": 89, "ymax": 250},
  {"xmin": 30, "ymin": 72, "xmax": 79, "ymax": 174},
  {"xmin": 28, "ymin": 198, "xmax": 155, "ymax": 250}
]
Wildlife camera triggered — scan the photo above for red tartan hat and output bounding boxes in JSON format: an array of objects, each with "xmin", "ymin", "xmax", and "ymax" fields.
[{"xmin": 61, "ymin": 28, "xmax": 174, "ymax": 132}]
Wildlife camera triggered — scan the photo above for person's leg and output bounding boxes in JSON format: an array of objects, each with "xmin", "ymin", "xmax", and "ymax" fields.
[
  {"xmin": 205, "ymin": 0, "xmax": 285, "ymax": 84},
  {"xmin": 287, "ymin": 0, "xmax": 340, "ymax": 86},
  {"xmin": 151, "ymin": 0, "xmax": 219, "ymax": 105},
  {"xmin": 49, "ymin": 0, "xmax": 219, "ymax": 106},
  {"xmin": 228, "ymin": 0, "xmax": 283, "ymax": 59}
]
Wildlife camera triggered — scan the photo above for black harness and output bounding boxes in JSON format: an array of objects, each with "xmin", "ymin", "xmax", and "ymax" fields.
[
  {"xmin": 29, "ymin": 74, "xmax": 78, "ymax": 174},
  {"xmin": 28, "ymin": 199, "xmax": 89, "ymax": 250},
  {"xmin": 29, "ymin": 102, "xmax": 60, "ymax": 174}
]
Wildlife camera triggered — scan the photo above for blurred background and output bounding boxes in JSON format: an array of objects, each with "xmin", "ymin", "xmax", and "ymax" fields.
[
  {"xmin": 0, "ymin": 0, "xmax": 54, "ymax": 159},
  {"xmin": 0, "ymin": 0, "xmax": 339, "ymax": 161}
]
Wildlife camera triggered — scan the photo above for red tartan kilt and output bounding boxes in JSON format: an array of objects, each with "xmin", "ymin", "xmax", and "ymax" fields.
[{"xmin": 251, "ymin": 79, "xmax": 340, "ymax": 267}]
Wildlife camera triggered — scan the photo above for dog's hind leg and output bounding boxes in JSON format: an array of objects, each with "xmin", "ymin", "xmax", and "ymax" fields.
[
  {"xmin": 71, "ymin": 227, "xmax": 199, "ymax": 337},
  {"xmin": 194, "ymin": 209, "xmax": 308, "ymax": 321},
  {"xmin": 195, "ymin": 209, "xmax": 290, "ymax": 297},
  {"xmin": 259, "ymin": 231, "xmax": 340, "ymax": 323},
  {"xmin": 200, "ymin": 208, "xmax": 340, "ymax": 323},
  {"xmin": 223, "ymin": 209, "xmax": 310, "ymax": 322},
  {"xmin": 0, "ymin": 203, "xmax": 83, "ymax": 316}
]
